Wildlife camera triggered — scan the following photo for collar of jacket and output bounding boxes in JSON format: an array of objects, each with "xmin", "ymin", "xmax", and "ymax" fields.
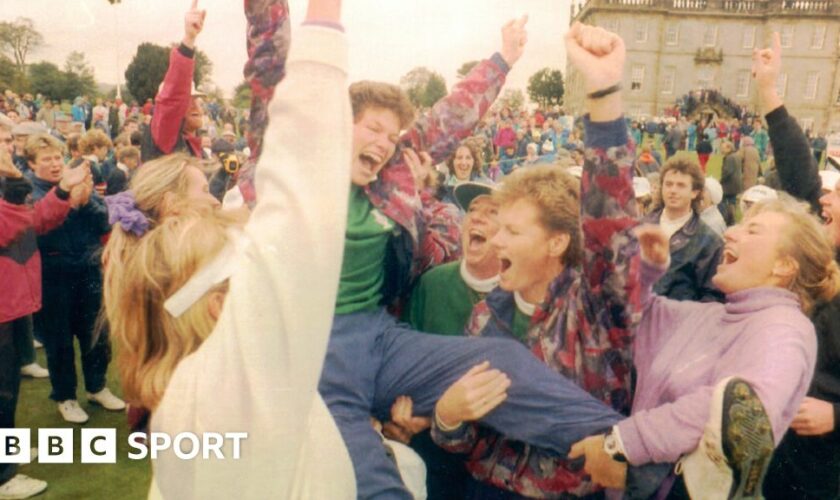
[
  {"xmin": 482, "ymin": 266, "xmax": 579, "ymax": 334},
  {"xmin": 30, "ymin": 175, "xmax": 56, "ymax": 195},
  {"xmin": 363, "ymin": 145, "xmax": 421, "ymax": 243},
  {"xmin": 647, "ymin": 208, "xmax": 702, "ymax": 251}
]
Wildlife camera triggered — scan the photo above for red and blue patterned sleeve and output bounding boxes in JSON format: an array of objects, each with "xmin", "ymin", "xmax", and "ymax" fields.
[
  {"xmin": 578, "ymin": 116, "xmax": 640, "ymax": 406},
  {"xmin": 238, "ymin": 0, "xmax": 291, "ymax": 205}
]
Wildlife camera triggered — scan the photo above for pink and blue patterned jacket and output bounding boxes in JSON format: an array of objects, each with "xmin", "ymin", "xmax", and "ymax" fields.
[{"xmin": 432, "ymin": 117, "xmax": 646, "ymax": 498}]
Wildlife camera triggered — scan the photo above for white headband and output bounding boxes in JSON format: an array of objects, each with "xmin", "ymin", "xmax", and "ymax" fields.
[{"xmin": 163, "ymin": 229, "xmax": 250, "ymax": 317}]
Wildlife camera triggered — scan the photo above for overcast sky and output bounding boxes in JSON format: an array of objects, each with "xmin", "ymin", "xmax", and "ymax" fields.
[{"xmin": 3, "ymin": 0, "xmax": 571, "ymax": 98}]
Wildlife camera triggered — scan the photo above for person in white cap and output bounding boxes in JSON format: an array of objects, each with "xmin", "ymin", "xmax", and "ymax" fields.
[
  {"xmin": 740, "ymin": 184, "xmax": 778, "ymax": 216},
  {"xmin": 141, "ymin": 0, "xmax": 208, "ymax": 161},
  {"xmin": 700, "ymin": 176, "xmax": 726, "ymax": 237}
]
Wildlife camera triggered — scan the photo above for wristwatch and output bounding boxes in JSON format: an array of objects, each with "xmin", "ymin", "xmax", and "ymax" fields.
[{"xmin": 603, "ymin": 428, "xmax": 627, "ymax": 463}]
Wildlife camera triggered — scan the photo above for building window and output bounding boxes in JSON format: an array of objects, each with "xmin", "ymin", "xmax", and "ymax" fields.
[
  {"xmin": 780, "ymin": 25, "xmax": 795, "ymax": 48},
  {"xmin": 665, "ymin": 24, "xmax": 679, "ymax": 46},
  {"xmin": 812, "ymin": 25, "xmax": 826, "ymax": 49},
  {"xmin": 635, "ymin": 21, "xmax": 648, "ymax": 43},
  {"xmin": 742, "ymin": 26, "xmax": 756, "ymax": 49},
  {"xmin": 805, "ymin": 72, "xmax": 820, "ymax": 100},
  {"xmin": 602, "ymin": 18, "xmax": 619, "ymax": 34},
  {"xmin": 776, "ymin": 73, "xmax": 788, "ymax": 98},
  {"xmin": 801, "ymin": 117, "xmax": 814, "ymax": 132},
  {"xmin": 703, "ymin": 25, "xmax": 717, "ymax": 47},
  {"xmin": 662, "ymin": 67, "xmax": 676, "ymax": 94},
  {"xmin": 736, "ymin": 70, "xmax": 750, "ymax": 97},
  {"xmin": 631, "ymin": 65, "xmax": 645, "ymax": 91}
]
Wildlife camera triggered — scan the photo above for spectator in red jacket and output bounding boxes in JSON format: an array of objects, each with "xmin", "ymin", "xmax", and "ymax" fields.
[
  {"xmin": 0, "ymin": 152, "xmax": 89, "ymax": 500},
  {"xmin": 142, "ymin": 1, "xmax": 207, "ymax": 161}
]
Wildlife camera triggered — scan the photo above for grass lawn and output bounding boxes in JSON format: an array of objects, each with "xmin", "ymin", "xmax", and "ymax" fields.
[{"xmin": 17, "ymin": 345, "xmax": 150, "ymax": 499}]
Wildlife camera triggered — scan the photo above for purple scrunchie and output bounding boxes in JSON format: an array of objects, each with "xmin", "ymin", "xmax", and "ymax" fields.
[{"xmin": 105, "ymin": 191, "xmax": 150, "ymax": 236}]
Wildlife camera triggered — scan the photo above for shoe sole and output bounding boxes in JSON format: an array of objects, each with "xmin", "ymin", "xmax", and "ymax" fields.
[{"xmin": 721, "ymin": 378, "xmax": 774, "ymax": 499}]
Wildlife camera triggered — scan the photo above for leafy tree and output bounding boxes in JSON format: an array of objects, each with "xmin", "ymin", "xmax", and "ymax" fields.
[
  {"xmin": 0, "ymin": 18, "xmax": 43, "ymax": 74},
  {"xmin": 500, "ymin": 89, "xmax": 525, "ymax": 112},
  {"xmin": 64, "ymin": 51, "xmax": 97, "ymax": 98},
  {"xmin": 0, "ymin": 55, "xmax": 17, "ymax": 91},
  {"xmin": 28, "ymin": 62, "xmax": 65, "ymax": 100},
  {"xmin": 399, "ymin": 67, "xmax": 447, "ymax": 110},
  {"xmin": 232, "ymin": 80, "xmax": 251, "ymax": 109},
  {"xmin": 124, "ymin": 42, "xmax": 213, "ymax": 104},
  {"xmin": 193, "ymin": 50, "xmax": 212, "ymax": 87},
  {"xmin": 456, "ymin": 60, "xmax": 480, "ymax": 79},
  {"xmin": 527, "ymin": 68, "xmax": 564, "ymax": 108},
  {"xmin": 124, "ymin": 43, "xmax": 170, "ymax": 104}
]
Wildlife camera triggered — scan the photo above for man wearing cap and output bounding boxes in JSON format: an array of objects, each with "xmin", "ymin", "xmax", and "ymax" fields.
[
  {"xmin": 401, "ymin": 181, "xmax": 500, "ymax": 499},
  {"xmin": 11, "ymin": 122, "xmax": 48, "ymax": 175},
  {"xmin": 406, "ymin": 182, "xmax": 501, "ymax": 337},
  {"xmin": 142, "ymin": 1, "xmax": 208, "ymax": 161}
]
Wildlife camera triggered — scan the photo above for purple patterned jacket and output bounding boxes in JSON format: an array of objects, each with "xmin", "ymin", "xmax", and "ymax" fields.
[{"xmin": 432, "ymin": 117, "xmax": 644, "ymax": 498}]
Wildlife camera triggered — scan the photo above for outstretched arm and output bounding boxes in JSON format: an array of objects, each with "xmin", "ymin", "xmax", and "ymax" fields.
[{"xmin": 754, "ymin": 32, "xmax": 822, "ymax": 213}]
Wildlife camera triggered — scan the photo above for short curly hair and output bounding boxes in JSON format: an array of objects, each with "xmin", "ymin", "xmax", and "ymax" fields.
[
  {"xmin": 494, "ymin": 165, "xmax": 582, "ymax": 267},
  {"xmin": 349, "ymin": 81, "xmax": 415, "ymax": 129},
  {"xmin": 24, "ymin": 133, "xmax": 66, "ymax": 163},
  {"xmin": 445, "ymin": 140, "xmax": 484, "ymax": 178}
]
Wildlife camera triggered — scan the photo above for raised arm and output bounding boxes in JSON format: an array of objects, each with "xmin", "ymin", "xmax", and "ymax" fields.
[
  {"xmin": 150, "ymin": 1, "xmax": 205, "ymax": 155},
  {"xmin": 396, "ymin": 17, "xmax": 528, "ymax": 166},
  {"xmin": 754, "ymin": 32, "xmax": 821, "ymax": 213},
  {"xmin": 154, "ymin": 5, "xmax": 351, "ymax": 498},
  {"xmin": 564, "ymin": 23, "xmax": 643, "ymax": 368}
]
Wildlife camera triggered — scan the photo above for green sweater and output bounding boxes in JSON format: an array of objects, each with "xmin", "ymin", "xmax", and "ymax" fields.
[
  {"xmin": 405, "ymin": 261, "xmax": 485, "ymax": 336},
  {"xmin": 335, "ymin": 186, "xmax": 394, "ymax": 315}
]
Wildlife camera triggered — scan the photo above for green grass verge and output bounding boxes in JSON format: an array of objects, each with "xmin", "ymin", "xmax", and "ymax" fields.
[{"xmin": 17, "ymin": 344, "xmax": 150, "ymax": 500}]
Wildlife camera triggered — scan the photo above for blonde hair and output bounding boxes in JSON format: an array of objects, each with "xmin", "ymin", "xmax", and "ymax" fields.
[
  {"xmin": 494, "ymin": 165, "xmax": 582, "ymax": 267},
  {"xmin": 747, "ymin": 198, "xmax": 840, "ymax": 313},
  {"xmin": 24, "ymin": 133, "xmax": 65, "ymax": 163},
  {"xmin": 79, "ymin": 129, "xmax": 113, "ymax": 154},
  {"xmin": 103, "ymin": 210, "xmax": 237, "ymax": 410}
]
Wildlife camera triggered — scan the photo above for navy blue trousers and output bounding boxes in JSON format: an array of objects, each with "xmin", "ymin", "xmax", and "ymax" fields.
[{"xmin": 319, "ymin": 309, "xmax": 623, "ymax": 499}]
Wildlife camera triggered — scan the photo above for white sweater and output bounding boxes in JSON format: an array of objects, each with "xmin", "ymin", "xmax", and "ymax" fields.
[{"xmin": 150, "ymin": 26, "xmax": 355, "ymax": 499}]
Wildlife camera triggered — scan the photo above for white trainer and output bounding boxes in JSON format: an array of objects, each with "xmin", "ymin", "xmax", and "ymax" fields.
[
  {"xmin": 87, "ymin": 388, "xmax": 126, "ymax": 411},
  {"xmin": 19, "ymin": 363, "xmax": 48, "ymax": 379},
  {"xmin": 678, "ymin": 377, "xmax": 774, "ymax": 499},
  {"xmin": 57, "ymin": 400, "xmax": 89, "ymax": 424},
  {"xmin": 32, "ymin": 339, "xmax": 43, "ymax": 349},
  {"xmin": 0, "ymin": 474, "xmax": 47, "ymax": 499}
]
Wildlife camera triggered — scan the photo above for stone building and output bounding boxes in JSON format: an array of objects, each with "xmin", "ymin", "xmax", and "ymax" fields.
[{"xmin": 566, "ymin": 0, "xmax": 840, "ymax": 132}]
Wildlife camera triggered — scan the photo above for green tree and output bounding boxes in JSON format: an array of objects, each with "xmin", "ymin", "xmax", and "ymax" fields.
[
  {"xmin": 527, "ymin": 68, "xmax": 564, "ymax": 108},
  {"xmin": 124, "ymin": 42, "xmax": 213, "ymax": 104},
  {"xmin": 456, "ymin": 60, "xmax": 480, "ymax": 79},
  {"xmin": 0, "ymin": 18, "xmax": 43, "ymax": 74},
  {"xmin": 399, "ymin": 67, "xmax": 447, "ymax": 110},
  {"xmin": 64, "ymin": 51, "xmax": 97, "ymax": 98},
  {"xmin": 0, "ymin": 55, "xmax": 17, "ymax": 91},
  {"xmin": 232, "ymin": 80, "xmax": 251, "ymax": 109},
  {"xmin": 28, "ymin": 62, "xmax": 65, "ymax": 100},
  {"xmin": 124, "ymin": 43, "xmax": 170, "ymax": 104},
  {"xmin": 193, "ymin": 49, "xmax": 213, "ymax": 87}
]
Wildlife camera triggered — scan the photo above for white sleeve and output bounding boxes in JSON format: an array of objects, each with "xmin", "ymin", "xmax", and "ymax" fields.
[{"xmin": 152, "ymin": 25, "xmax": 352, "ymax": 499}]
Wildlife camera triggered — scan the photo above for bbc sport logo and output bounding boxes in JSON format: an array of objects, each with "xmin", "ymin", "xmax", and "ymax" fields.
[{"xmin": 1, "ymin": 429, "xmax": 248, "ymax": 463}]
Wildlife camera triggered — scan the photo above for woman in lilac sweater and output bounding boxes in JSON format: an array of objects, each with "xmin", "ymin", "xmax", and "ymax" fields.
[{"xmin": 572, "ymin": 198, "xmax": 840, "ymax": 499}]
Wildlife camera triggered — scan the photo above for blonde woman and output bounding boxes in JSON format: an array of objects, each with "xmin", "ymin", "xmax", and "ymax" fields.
[{"xmin": 103, "ymin": 2, "xmax": 355, "ymax": 497}]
